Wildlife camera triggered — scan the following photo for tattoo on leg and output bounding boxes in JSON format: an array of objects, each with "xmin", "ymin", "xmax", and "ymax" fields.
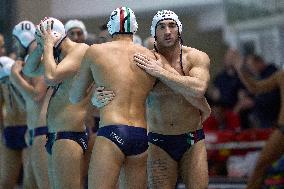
[{"xmin": 148, "ymin": 158, "xmax": 170, "ymax": 188}]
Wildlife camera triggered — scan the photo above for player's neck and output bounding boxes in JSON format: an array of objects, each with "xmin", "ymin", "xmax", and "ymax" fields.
[
  {"xmin": 112, "ymin": 34, "xmax": 133, "ymax": 42},
  {"xmin": 60, "ymin": 38, "xmax": 75, "ymax": 55},
  {"xmin": 157, "ymin": 42, "xmax": 181, "ymax": 63}
]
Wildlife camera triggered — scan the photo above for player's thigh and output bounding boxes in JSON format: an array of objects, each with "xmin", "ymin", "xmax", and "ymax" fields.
[
  {"xmin": 0, "ymin": 145, "xmax": 23, "ymax": 186},
  {"xmin": 180, "ymin": 140, "xmax": 208, "ymax": 189},
  {"xmin": 23, "ymin": 147, "xmax": 38, "ymax": 189},
  {"xmin": 31, "ymin": 136, "xmax": 50, "ymax": 189},
  {"xmin": 83, "ymin": 133, "xmax": 96, "ymax": 175},
  {"xmin": 147, "ymin": 144, "xmax": 178, "ymax": 189},
  {"xmin": 88, "ymin": 136, "xmax": 125, "ymax": 189},
  {"xmin": 52, "ymin": 139, "xmax": 84, "ymax": 189},
  {"xmin": 121, "ymin": 151, "xmax": 147, "ymax": 189}
]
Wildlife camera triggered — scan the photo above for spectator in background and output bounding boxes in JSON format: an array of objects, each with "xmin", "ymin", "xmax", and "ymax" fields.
[
  {"xmin": 65, "ymin": 19, "xmax": 88, "ymax": 43},
  {"xmin": 0, "ymin": 34, "xmax": 6, "ymax": 56},
  {"xmin": 95, "ymin": 23, "xmax": 111, "ymax": 44},
  {"xmin": 207, "ymin": 48, "xmax": 254, "ymax": 129},
  {"xmin": 244, "ymin": 55, "xmax": 280, "ymax": 128}
]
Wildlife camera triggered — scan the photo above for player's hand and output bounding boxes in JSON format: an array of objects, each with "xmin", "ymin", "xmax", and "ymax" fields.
[
  {"xmin": 37, "ymin": 20, "xmax": 60, "ymax": 47},
  {"xmin": 134, "ymin": 53, "xmax": 164, "ymax": 77},
  {"xmin": 24, "ymin": 130, "xmax": 32, "ymax": 147},
  {"xmin": 91, "ymin": 86, "xmax": 115, "ymax": 108},
  {"xmin": 11, "ymin": 60, "xmax": 24, "ymax": 74},
  {"xmin": 35, "ymin": 28, "xmax": 44, "ymax": 50}
]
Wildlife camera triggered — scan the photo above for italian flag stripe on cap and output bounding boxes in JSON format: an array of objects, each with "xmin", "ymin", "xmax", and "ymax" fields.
[
  {"xmin": 120, "ymin": 7, "xmax": 124, "ymax": 32},
  {"xmin": 126, "ymin": 7, "xmax": 130, "ymax": 32}
]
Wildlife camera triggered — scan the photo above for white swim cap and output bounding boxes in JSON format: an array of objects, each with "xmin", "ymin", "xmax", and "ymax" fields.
[
  {"xmin": 12, "ymin": 21, "xmax": 36, "ymax": 49},
  {"xmin": 107, "ymin": 7, "xmax": 138, "ymax": 36},
  {"xmin": 38, "ymin": 17, "xmax": 66, "ymax": 48},
  {"xmin": 65, "ymin": 19, "xmax": 88, "ymax": 39},
  {"xmin": 150, "ymin": 10, "xmax": 182, "ymax": 38},
  {"xmin": 0, "ymin": 56, "xmax": 15, "ymax": 79}
]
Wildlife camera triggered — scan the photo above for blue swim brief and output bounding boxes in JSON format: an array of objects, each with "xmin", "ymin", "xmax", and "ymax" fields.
[
  {"xmin": 97, "ymin": 125, "xmax": 148, "ymax": 156},
  {"xmin": 148, "ymin": 129, "xmax": 205, "ymax": 161},
  {"xmin": 2, "ymin": 125, "xmax": 28, "ymax": 150},
  {"xmin": 45, "ymin": 131, "xmax": 88, "ymax": 155}
]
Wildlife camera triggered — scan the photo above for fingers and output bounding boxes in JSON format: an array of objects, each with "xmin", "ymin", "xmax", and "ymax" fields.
[
  {"xmin": 91, "ymin": 93, "xmax": 114, "ymax": 108},
  {"xmin": 136, "ymin": 61, "xmax": 151, "ymax": 71},
  {"xmin": 39, "ymin": 21, "xmax": 45, "ymax": 34},
  {"xmin": 36, "ymin": 25, "xmax": 43, "ymax": 37},
  {"xmin": 95, "ymin": 90, "xmax": 115, "ymax": 100},
  {"xmin": 134, "ymin": 55, "xmax": 151, "ymax": 67},
  {"xmin": 95, "ymin": 86, "xmax": 105, "ymax": 92},
  {"xmin": 134, "ymin": 53, "xmax": 151, "ymax": 63},
  {"xmin": 46, "ymin": 20, "xmax": 51, "ymax": 32},
  {"xmin": 39, "ymin": 20, "xmax": 49, "ymax": 35}
]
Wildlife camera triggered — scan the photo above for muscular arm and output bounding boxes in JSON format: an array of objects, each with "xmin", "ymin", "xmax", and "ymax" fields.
[
  {"xmin": 158, "ymin": 52, "xmax": 210, "ymax": 98},
  {"xmin": 69, "ymin": 49, "xmax": 94, "ymax": 104},
  {"xmin": 134, "ymin": 51, "xmax": 210, "ymax": 98},
  {"xmin": 43, "ymin": 43, "xmax": 88, "ymax": 86},
  {"xmin": 236, "ymin": 66, "xmax": 281, "ymax": 94},
  {"xmin": 162, "ymin": 61, "xmax": 211, "ymax": 121},
  {"xmin": 23, "ymin": 46, "xmax": 44, "ymax": 77}
]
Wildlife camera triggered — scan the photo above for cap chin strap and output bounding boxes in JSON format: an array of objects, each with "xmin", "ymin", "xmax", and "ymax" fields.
[
  {"xmin": 53, "ymin": 35, "xmax": 67, "ymax": 63},
  {"xmin": 54, "ymin": 34, "xmax": 67, "ymax": 48}
]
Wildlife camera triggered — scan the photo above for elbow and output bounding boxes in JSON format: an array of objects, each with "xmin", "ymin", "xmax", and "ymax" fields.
[
  {"xmin": 44, "ymin": 75, "xmax": 59, "ymax": 86},
  {"xmin": 194, "ymin": 81, "xmax": 208, "ymax": 98},
  {"xmin": 194, "ymin": 89, "xmax": 206, "ymax": 98}
]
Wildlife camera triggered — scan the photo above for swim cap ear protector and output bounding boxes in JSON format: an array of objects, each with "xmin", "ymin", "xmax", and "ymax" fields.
[
  {"xmin": 38, "ymin": 17, "xmax": 66, "ymax": 48},
  {"xmin": 12, "ymin": 21, "xmax": 36, "ymax": 49},
  {"xmin": 150, "ymin": 10, "xmax": 182, "ymax": 38},
  {"xmin": 0, "ymin": 56, "xmax": 15, "ymax": 79},
  {"xmin": 107, "ymin": 7, "xmax": 138, "ymax": 36},
  {"xmin": 65, "ymin": 19, "xmax": 88, "ymax": 39}
]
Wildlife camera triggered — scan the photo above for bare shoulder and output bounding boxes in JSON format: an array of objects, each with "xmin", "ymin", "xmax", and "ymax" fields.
[
  {"xmin": 88, "ymin": 43, "xmax": 111, "ymax": 54},
  {"xmin": 184, "ymin": 46, "xmax": 210, "ymax": 67},
  {"xmin": 74, "ymin": 43, "xmax": 89, "ymax": 52},
  {"xmin": 135, "ymin": 44, "xmax": 156, "ymax": 60}
]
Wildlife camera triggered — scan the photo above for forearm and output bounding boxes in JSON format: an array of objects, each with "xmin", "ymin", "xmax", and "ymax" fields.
[
  {"xmin": 10, "ymin": 72, "xmax": 35, "ymax": 100},
  {"xmin": 43, "ymin": 44, "xmax": 58, "ymax": 83},
  {"xmin": 158, "ymin": 69, "xmax": 207, "ymax": 98},
  {"xmin": 183, "ymin": 94, "xmax": 211, "ymax": 122},
  {"xmin": 23, "ymin": 46, "xmax": 44, "ymax": 77}
]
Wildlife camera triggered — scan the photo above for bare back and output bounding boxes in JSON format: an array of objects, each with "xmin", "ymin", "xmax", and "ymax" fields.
[
  {"xmin": 88, "ymin": 41, "xmax": 156, "ymax": 128},
  {"xmin": 147, "ymin": 47, "xmax": 209, "ymax": 134}
]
